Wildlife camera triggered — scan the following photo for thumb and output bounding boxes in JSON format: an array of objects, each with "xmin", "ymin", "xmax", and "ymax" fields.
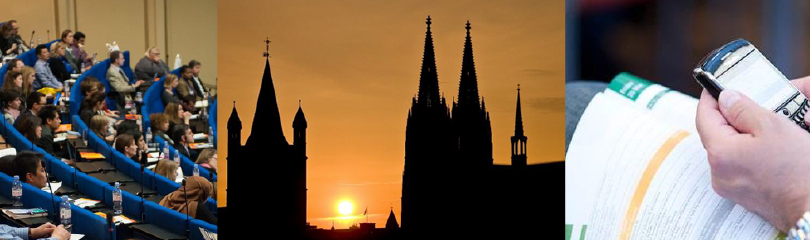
[{"xmin": 718, "ymin": 89, "xmax": 774, "ymax": 135}]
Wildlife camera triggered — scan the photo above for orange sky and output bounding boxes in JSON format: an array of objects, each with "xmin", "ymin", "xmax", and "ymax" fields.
[{"xmin": 217, "ymin": 0, "xmax": 564, "ymax": 229}]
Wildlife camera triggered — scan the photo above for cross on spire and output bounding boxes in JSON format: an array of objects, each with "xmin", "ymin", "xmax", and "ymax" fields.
[
  {"xmin": 426, "ymin": 15, "xmax": 432, "ymax": 28},
  {"xmin": 263, "ymin": 37, "xmax": 271, "ymax": 58},
  {"xmin": 466, "ymin": 20, "xmax": 471, "ymax": 34},
  {"xmin": 517, "ymin": 84, "xmax": 521, "ymax": 93}
]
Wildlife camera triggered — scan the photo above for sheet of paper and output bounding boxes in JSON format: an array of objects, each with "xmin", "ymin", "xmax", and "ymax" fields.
[
  {"xmin": 70, "ymin": 234, "xmax": 84, "ymax": 240},
  {"xmin": 603, "ymin": 73, "xmax": 698, "ymax": 133},
  {"xmin": 565, "ymin": 93, "xmax": 779, "ymax": 240}
]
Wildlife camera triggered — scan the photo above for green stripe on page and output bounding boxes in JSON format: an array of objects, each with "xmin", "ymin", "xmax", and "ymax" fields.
[
  {"xmin": 580, "ymin": 225, "xmax": 587, "ymax": 240},
  {"xmin": 646, "ymin": 89, "xmax": 673, "ymax": 109},
  {"xmin": 565, "ymin": 224, "xmax": 572, "ymax": 240},
  {"xmin": 608, "ymin": 72, "xmax": 653, "ymax": 101}
]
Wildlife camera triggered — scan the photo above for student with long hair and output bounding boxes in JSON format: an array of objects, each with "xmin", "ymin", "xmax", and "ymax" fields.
[
  {"xmin": 1, "ymin": 89, "xmax": 21, "ymax": 124},
  {"xmin": 0, "ymin": 71, "xmax": 22, "ymax": 93},
  {"xmin": 89, "ymin": 115, "xmax": 113, "ymax": 145},
  {"xmin": 159, "ymin": 176, "xmax": 217, "ymax": 225}
]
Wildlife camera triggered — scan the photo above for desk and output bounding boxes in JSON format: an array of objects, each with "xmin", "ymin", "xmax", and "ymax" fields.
[
  {"xmin": 88, "ymin": 171, "xmax": 134, "ymax": 184},
  {"xmin": 119, "ymin": 182, "xmax": 157, "ymax": 197},
  {"xmin": 130, "ymin": 223, "xmax": 186, "ymax": 240},
  {"xmin": 75, "ymin": 161, "xmax": 115, "ymax": 173}
]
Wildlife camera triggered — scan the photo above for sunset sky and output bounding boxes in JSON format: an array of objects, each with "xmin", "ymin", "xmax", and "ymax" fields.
[{"xmin": 217, "ymin": 0, "xmax": 563, "ymax": 229}]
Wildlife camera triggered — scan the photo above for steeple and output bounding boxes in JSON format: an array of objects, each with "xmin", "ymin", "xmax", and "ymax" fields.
[
  {"xmin": 245, "ymin": 55, "xmax": 289, "ymax": 147},
  {"xmin": 514, "ymin": 85, "xmax": 523, "ymax": 136},
  {"xmin": 227, "ymin": 101, "xmax": 241, "ymax": 131},
  {"xmin": 457, "ymin": 21, "xmax": 480, "ymax": 108},
  {"xmin": 386, "ymin": 208, "xmax": 399, "ymax": 229},
  {"xmin": 293, "ymin": 100, "xmax": 307, "ymax": 129},
  {"xmin": 511, "ymin": 85, "xmax": 527, "ymax": 167},
  {"xmin": 417, "ymin": 15, "xmax": 441, "ymax": 107}
]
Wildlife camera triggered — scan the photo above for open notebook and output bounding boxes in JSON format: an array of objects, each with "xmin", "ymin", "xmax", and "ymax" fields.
[{"xmin": 565, "ymin": 73, "xmax": 782, "ymax": 240}]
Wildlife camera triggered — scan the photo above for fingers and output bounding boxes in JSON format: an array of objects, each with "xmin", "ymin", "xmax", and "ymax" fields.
[
  {"xmin": 718, "ymin": 89, "xmax": 774, "ymax": 136},
  {"xmin": 696, "ymin": 90, "xmax": 741, "ymax": 150},
  {"xmin": 791, "ymin": 76, "xmax": 810, "ymax": 96}
]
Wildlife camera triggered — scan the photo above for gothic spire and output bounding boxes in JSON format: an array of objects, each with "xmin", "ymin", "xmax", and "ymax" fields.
[
  {"xmin": 293, "ymin": 100, "xmax": 307, "ymax": 129},
  {"xmin": 417, "ymin": 15, "xmax": 441, "ymax": 107},
  {"xmin": 228, "ymin": 101, "xmax": 242, "ymax": 130},
  {"xmin": 457, "ymin": 21, "xmax": 480, "ymax": 108},
  {"xmin": 515, "ymin": 85, "xmax": 524, "ymax": 137},
  {"xmin": 245, "ymin": 57, "xmax": 289, "ymax": 147}
]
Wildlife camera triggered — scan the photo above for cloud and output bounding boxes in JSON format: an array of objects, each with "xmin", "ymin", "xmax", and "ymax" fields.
[{"xmin": 529, "ymin": 97, "xmax": 564, "ymax": 113}]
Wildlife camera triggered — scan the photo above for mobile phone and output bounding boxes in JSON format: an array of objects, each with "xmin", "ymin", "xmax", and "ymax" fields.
[{"xmin": 693, "ymin": 38, "xmax": 810, "ymax": 131}]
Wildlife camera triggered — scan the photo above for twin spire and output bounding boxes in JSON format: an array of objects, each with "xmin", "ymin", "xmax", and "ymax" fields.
[{"xmin": 416, "ymin": 16, "xmax": 480, "ymax": 109}]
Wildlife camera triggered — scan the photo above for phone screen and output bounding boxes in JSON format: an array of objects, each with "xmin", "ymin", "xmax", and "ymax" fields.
[{"xmin": 714, "ymin": 49, "xmax": 799, "ymax": 111}]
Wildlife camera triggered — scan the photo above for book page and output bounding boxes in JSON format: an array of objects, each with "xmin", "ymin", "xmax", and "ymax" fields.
[
  {"xmin": 603, "ymin": 72, "xmax": 698, "ymax": 133},
  {"xmin": 565, "ymin": 93, "xmax": 780, "ymax": 240}
]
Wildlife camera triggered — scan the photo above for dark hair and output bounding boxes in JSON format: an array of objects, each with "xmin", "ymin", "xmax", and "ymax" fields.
[
  {"xmin": 114, "ymin": 134, "xmax": 135, "ymax": 154},
  {"xmin": 7, "ymin": 59, "xmax": 22, "ymax": 69},
  {"xmin": 35, "ymin": 44, "xmax": 47, "ymax": 56},
  {"xmin": 115, "ymin": 120, "xmax": 139, "ymax": 137},
  {"xmin": 26, "ymin": 91, "xmax": 45, "ymax": 111},
  {"xmin": 1, "ymin": 71, "xmax": 22, "ymax": 92},
  {"xmin": 15, "ymin": 114, "xmax": 41, "ymax": 143},
  {"xmin": 80, "ymin": 77, "xmax": 100, "ymax": 96},
  {"xmin": 125, "ymin": 129, "xmax": 142, "ymax": 144},
  {"xmin": 12, "ymin": 151, "xmax": 44, "ymax": 182},
  {"xmin": 109, "ymin": 50, "xmax": 121, "ymax": 62},
  {"xmin": 0, "ymin": 89, "xmax": 20, "ymax": 109},
  {"xmin": 0, "ymin": 155, "xmax": 16, "ymax": 176},
  {"xmin": 179, "ymin": 65, "xmax": 190, "ymax": 75},
  {"xmin": 80, "ymin": 91, "xmax": 106, "ymax": 113},
  {"xmin": 171, "ymin": 124, "xmax": 190, "ymax": 144},
  {"xmin": 73, "ymin": 31, "xmax": 85, "ymax": 40},
  {"xmin": 38, "ymin": 105, "xmax": 58, "ymax": 122},
  {"xmin": 188, "ymin": 60, "xmax": 201, "ymax": 68}
]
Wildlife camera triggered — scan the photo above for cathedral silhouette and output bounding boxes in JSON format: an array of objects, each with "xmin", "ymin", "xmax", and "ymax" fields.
[
  {"xmin": 218, "ymin": 17, "xmax": 562, "ymax": 239},
  {"xmin": 400, "ymin": 16, "xmax": 560, "ymax": 238}
]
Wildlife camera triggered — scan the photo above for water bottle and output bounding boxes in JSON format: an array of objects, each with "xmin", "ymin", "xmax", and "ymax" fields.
[
  {"xmin": 193, "ymin": 164, "xmax": 199, "ymax": 177},
  {"xmin": 60, "ymin": 196, "xmax": 71, "ymax": 231},
  {"xmin": 174, "ymin": 150, "xmax": 180, "ymax": 164},
  {"xmin": 63, "ymin": 83, "xmax": 70, "ymax": 98},
  {"xmin": 12, "ymin": 176, "xmax": 22, "ymax": 207},
  {"xmin": 163, "ymin": 145, "xmax": 169, "ymax": 159},
  {"xmin": 136, "ymin": 92, "xmax": 143, "ymax": 103},
  {"xmin": 146, "ymin": 127, "xmax": 153, "ymax": 148},
  {"xmin": 82, "ymin": 129, "xmax": 88, "ymax": 146},
  {"xmin": 113, "ymin": 182, "xmax": 122, "ymax": 216},
  {"xmin": 208, "ymin": 126, "xmax": 214, "ymax": 144},
  {"xmin": 80, "ymin": 62, "xmax": 85, "ymax": 74}
]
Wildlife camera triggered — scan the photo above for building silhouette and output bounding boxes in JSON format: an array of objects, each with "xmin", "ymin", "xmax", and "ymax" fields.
[
  {"xmin": 401, "ymin": 16, "xmax": 561, "ymax": 238},
  {"xmin": 219, "ymin": 49, "xmax": 309, "ymax": 237}
]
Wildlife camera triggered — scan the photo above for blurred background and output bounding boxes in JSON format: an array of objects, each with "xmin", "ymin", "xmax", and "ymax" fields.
[{"xmin": 566, "ymin": 0, "xmax": 809, "ymax": 97}]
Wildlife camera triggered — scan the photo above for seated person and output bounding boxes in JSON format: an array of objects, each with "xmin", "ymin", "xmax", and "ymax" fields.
[
  {"xmin": 114, "ymin": 120, "xmax": 139, "ymax": 138},
  {"xmin": 93, "ymin": 81, "xmax": 121, "ymax": 120},
  {"xmin": 107, "ymin": 50, "xmax": 144, "ymax": 110},
  {"xmin": 134, "ymin": 47, "xmax": 169, "ymax": 82},
  {"xmin": 177, "ymin": 65, "xmax": 200, "ymax": 112},
  {"xmin": 71, "ymin": 31, "xmax": 93, "ymax": 70},
  {"xmin": 188, "ymin": 60, "xmax": 208, "ymax": 100},
  {"xmin": 12, "ymin": 151, "xmax": 46, "ymax": 189},
  {"xmin": 114, "ymin": 134, "xmax": 140, "ymax": 162},
  {"xmin": 1, "ymin": 71, "xmax": 22, "ymax": 93},
  {"xmin": 60, "ymin": 30, "xmax": 79, "ymax": 72},
  {"xmin": 32, "ymin": 44, "xmax": 63, "ymax": 90},
  {"xmin": 161, "ymin": 73, "xmax": 182, "ymax": 106},
  {"xmin": 20, "ymin": 92, "xmax": 45, "ymax": 119},
  {"xmin": 154, "ymin": 159, "xmax": 178, "ymax": 181},
  {"xmin": 171, "ymin": 124, "xmax": 198, "ymax": 161},
  {"xmin": 79, "ymin": 92, "xmax": 106, "ymax": 124},
  {"xmin": 0, "ymin": 22, "xmax": 19, "ymax": 56},
  {"xmin": 37, "ymin": 105, "xmax": 65, "ymax": 158},
  {"xmin": 123, "ymin": 129, "xmax": 147, "ymax": 154},
  {"xmin": 195, "ymin": 149, "xmax": 217, "ymax": 174},
  {"xmin": 1, "ymin": 90, "xmax": 21, "ymax": 124},
  {"xmin": 89, "ymin": 115, "xmax": 114, "ymax": 145},
  {"xmin": 159, "ymin": 176, "xmax": 217, "ymax": 225},
  {"xmin": 0, "ymin": 222, "xmax": 68, "ymax": 240},
  {"xmin": 20, "ymin": 66, "xmax": 36, "ymax": 100},
  {"xmin": 164, "ymin": 102, "xmax": 191, "ymax": 132},
  {"xmin": 47, "ymin": 42, "xmax": 72, "ymax": 82},
  {"xmin": 150, "ymin": 113, "xmax": 174, "ymax": 145},
  {"xmin": 15, "ymin": 114, "xmax": 41, "ymax": 144}
]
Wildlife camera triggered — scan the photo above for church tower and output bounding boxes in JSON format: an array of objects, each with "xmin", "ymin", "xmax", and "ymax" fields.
[
  {"xmin": 452, "ymin": 21, "xmax": 493, "ymax": 167},
  {"xmin": 401, "ymin": 15, "xmax": 454, "ymax": 233},
  {"xmin": 511, "ymin": 85, "xmax": 527, "ymax": 167}
]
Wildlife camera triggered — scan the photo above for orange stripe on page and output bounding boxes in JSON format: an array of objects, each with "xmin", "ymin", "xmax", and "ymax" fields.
[{"xmin": 619, "ymin": 130, "xmax": 690, "ymax": 240}]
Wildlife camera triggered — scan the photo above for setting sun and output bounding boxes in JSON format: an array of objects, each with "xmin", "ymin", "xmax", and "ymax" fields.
[{"xmin": 338, "ymin": 201, "xmax": 354, "ymax": 216}]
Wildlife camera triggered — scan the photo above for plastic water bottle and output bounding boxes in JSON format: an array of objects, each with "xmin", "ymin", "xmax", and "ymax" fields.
[
  {"xmin": 60, "ymin": 196, "xmax": 71, "ymax": 231},
  {"xmin": 136, "ymin": 92, "xmax": 143, "ymax": 103},
  {"xmin": 80, "ymin": 62, "xmax": 85, "ymax": 74},
  {"xmin": 113, "ymin": 182, "xmax": 122, "ymax": 216},
  {"xmin": 163, "ymin": 145, "xmax": 169, "ymax": 159},
  {"xmin": 193, "ymin": 164, "xmax": 199, "ymax": 177},
  {"xmin": 82, "ymin": 129, "xmax": 88, "ymax": 146},
  {"xmin": 174, "ymin": 150, "xmax": 180, "ymax": 164},
  {"xmin": 146, "ymin": 127, "xmax": 153, "ymax": 148},
  {"xmin": 12, "ymin": 176, "xmax": 22, "ymax": 207},
  {"xmin": 208, "ymin": 126, "xmax": 214, "ymax": 144}
]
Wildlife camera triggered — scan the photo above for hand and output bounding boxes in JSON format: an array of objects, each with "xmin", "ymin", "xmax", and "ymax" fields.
[
  {"xmin": 30, "ymin": 222, "xmax": 56, "ymax": 238},
  {"xmin": 51, "ymin": 225, "xmax": 70, "ymax": 240},
  {"xmin": 61, "ymin": 158, "xmax": 75, "ymax": 166},
  {"xmin": 134, "ymin": 80, "xmax": 145, "ymax": 87},
  {"xmin": 9, "ymin": 43, "xmax": 16, "ymax": 51},
  {"xmin": 695, "ymin": 76, "xmax": 810, "ymax": 232}
]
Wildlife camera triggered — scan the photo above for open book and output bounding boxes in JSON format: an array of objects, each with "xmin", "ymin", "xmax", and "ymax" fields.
[{"xmin": 565, "ymin": 73, "xmax": 782, "ymax": 240}]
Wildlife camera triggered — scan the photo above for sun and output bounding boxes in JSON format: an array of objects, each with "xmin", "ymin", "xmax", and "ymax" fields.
[{"xmin": 338, "ymin": 200, "xmax": 353, "ymax": 215}]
